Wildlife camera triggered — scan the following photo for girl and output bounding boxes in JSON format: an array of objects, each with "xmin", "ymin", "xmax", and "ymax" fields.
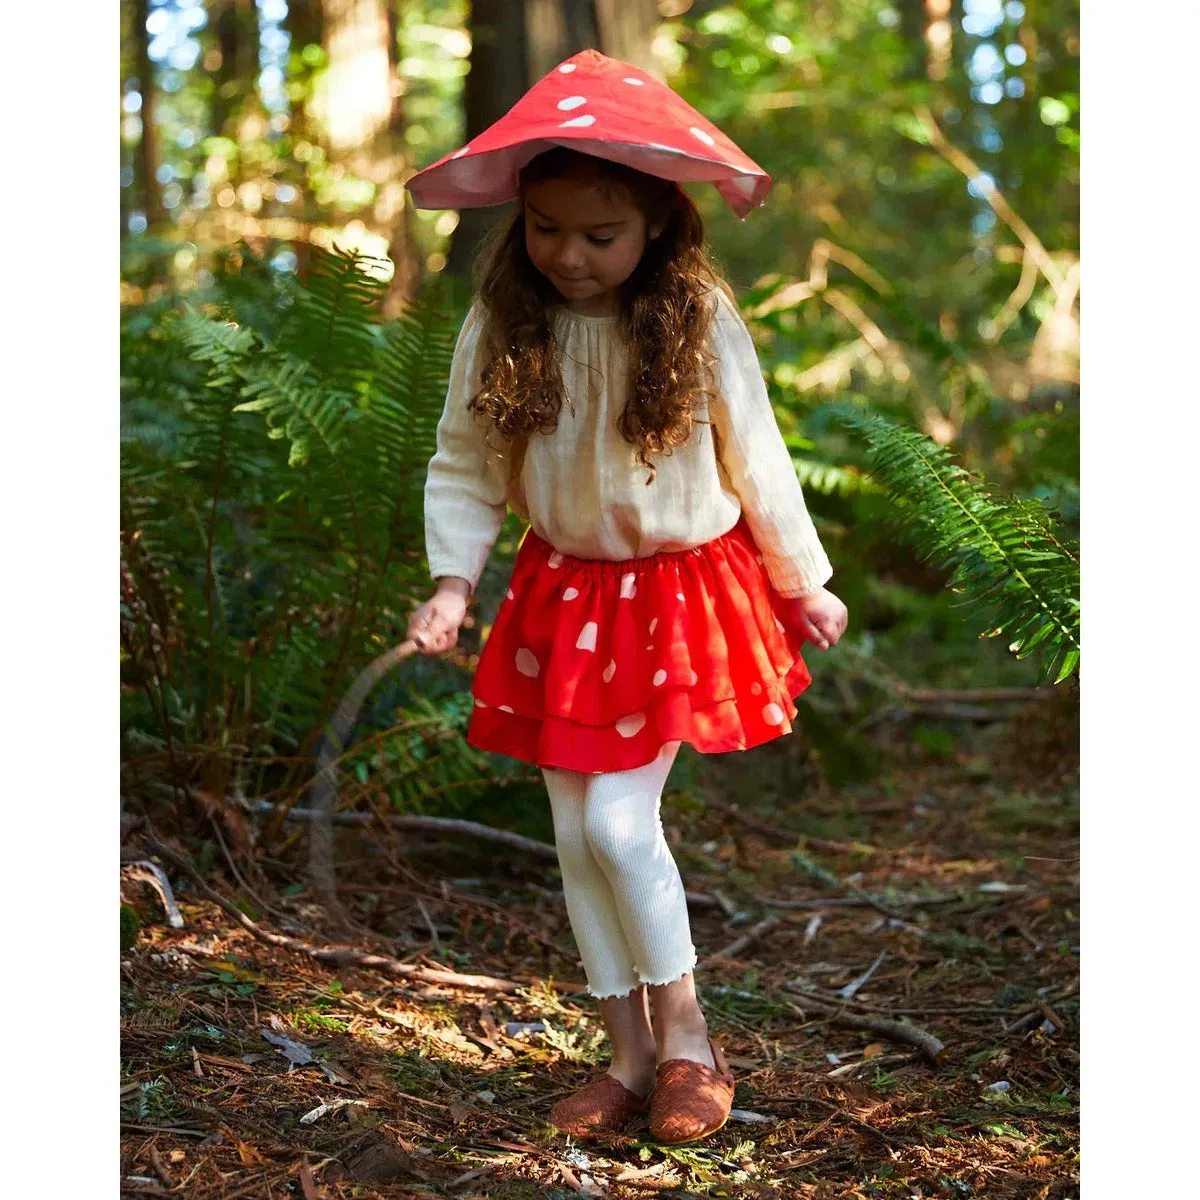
[{"xmin": 404, "ymin": 51, "xmax": 847, "ymax": 1144}]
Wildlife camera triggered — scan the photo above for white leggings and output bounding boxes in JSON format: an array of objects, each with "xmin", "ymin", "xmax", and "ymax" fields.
[{"xmin": 543, "ymin": 742, "xmax": 698, "ymax": 999}]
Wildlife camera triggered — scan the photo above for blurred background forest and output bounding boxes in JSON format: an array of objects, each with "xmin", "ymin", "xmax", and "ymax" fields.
[
  {"xmin": 118, "ymin": 5, "xmax": 1081, "ymax": 1192},
  {"xmin": 120, "ymin": 0, "xmax": 1079, "ymax": 845}
]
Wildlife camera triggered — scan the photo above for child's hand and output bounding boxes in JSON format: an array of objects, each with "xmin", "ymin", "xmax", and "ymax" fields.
[
  {"xmin": 407, "ymin": 577, "xmax": 471, "ymax": 655},
  {"xmin": 785, "ymin": 587, "xmax": 848, "ymax": 651}
]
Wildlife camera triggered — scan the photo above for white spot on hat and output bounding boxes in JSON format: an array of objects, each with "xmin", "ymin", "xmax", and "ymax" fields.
[
  {"xmin": 763, "ymin": 702, "xmax": 785, "ymax": 726},
  {"xmin": 451, "ymin": 147, "xmax": 470, "ymax": 159},
  {"xmin": 622, "ymin": 77, "xmax": 645, "ymax": 85},
  {"xmin": 562, "ymin": 586, "xmax": 579, "ymax": 601},
  {"xmin": 652, "ymin": 669, "xmax": 667, "ymax": 687},
  {"xmin": 689, "ymin": 127, "xmax": 716, "ymax": 147},
  {"xmin": 560, "ymin": 114, "xmax": 596, "ymax": 128},
  {"xmin": 559, "ymin": 62, "xmax": 577, "ymax": 73},
  {"xmin": 616, "ymin": 712, "xmax": 646, "ymax": 738},
  {"xmin": 603, "ymin": 659, "xmax": 616, "ymax": 683},
  {"xmin": 557, "ymin": 95, "xmax": 587, "ymax": 110},
  {"xmin": 649, "ymin": 141, "xmax": 679, "ymax": 153},
  {"xmin": 548, "ymin": 551, "xmax": 564, "ymax": 568},
  {"xmin": 516, "ymin": 648, "xmax": 540, "ymax": 677},
  {"xmin": 576, "ymin": 621, "xmax": 598, "ymax": 652},
  {"xmin": 619, "ymin": 573, "xmax": 636, "ymax": 599}
]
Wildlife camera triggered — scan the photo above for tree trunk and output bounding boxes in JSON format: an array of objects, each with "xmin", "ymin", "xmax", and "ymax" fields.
[
  {"xmin": 131, "ymin": 0, "xmax": 162, "ymax": 226},
  {"xmin": 311, "ymin": 1, "xmax": 422, "ymax": 306},
  {"xmin": 445, "ymin": 0, "xmax": 530, "ymax": 279},
  {"xmin": 593, "ymin": 0, "xmax": 659, "ymax": 73}
]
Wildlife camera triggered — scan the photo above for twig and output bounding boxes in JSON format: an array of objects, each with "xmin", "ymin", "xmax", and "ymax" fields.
[
  {"xmin": 838, "ymin": 950, "xmax": 887, "ymax": 1000},
  {"xmin": 308, "ymin": 640, "xmax": 421, "ymax": 915},
  {"xmin": 758, "ymin": 893, "xmax": 959, "ymax": 911},
  {"xmin": 699, "ymin": 916, "xmax": 781, "ymax": 971},
  {"xmin": 146, "ymin": 837, "xmax": 520, "ymax": 993},
  {"xmin": 120, "ymin": 860, "xmax": 185, "ymax": 929},
  {"xmin": 283, "ymin": 804, "xmax": 561, "ymax": 863},
  {"xmin": 785, "ymin": 989, "xmax": 947, "ymax": 1065}
]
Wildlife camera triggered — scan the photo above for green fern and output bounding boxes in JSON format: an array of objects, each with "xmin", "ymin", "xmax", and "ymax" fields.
[
  {"xmin": 834, "ymin": 405, "xmax": 1079, "ymax": 684},
  {"xmin": 121, "ymin": 247, "xmax": 491, "ymax": 815}
]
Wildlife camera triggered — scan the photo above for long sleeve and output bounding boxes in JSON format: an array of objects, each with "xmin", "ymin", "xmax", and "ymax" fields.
[
  {"xmin": 424, "ymin": 305, "xmax": 509, "ymax": 591},
  {"xmin": 708, "ymin": 291, "xmax": 834, "ymax": 598}
]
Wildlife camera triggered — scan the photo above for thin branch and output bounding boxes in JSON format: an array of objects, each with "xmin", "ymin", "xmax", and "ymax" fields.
[{"xmin": 145, "ymin": 837, "xmax": 521, "ymax": 993}]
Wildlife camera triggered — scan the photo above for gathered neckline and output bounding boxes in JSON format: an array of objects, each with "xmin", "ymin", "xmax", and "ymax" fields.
[{"xmin": 554, "ymin": 306, "xmax": 620, "ymax": 326}]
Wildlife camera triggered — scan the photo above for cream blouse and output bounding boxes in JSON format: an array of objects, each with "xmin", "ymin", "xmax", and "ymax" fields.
[{"xmin": 423, "ymin": 289, "xmax": 833, "ymax": 598}]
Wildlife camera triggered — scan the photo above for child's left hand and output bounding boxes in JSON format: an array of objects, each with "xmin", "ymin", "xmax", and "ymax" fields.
[{"xmin": 785, "ymin": 587, "xmax": 848, "ymax": 651}]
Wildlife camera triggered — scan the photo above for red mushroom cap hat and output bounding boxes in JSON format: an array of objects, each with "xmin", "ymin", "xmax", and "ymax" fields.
[{"xmin": 405, "ymin": 49, "xmax": 771, "ymax": 220}]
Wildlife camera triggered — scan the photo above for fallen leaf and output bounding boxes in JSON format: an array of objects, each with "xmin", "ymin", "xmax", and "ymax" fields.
[
  {"xmin": 448, "ymin": 1096, "xmax": 475, "ymax": 1124},
  {"xmin": 862, "ymin": 1043, "xmax": 886, "ymax": 1060},
  {"xmin": 262, "ymin": 1018, "xmax": 314, "ymax": 1069}
]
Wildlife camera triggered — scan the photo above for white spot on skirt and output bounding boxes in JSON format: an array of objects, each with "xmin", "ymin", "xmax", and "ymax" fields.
[
  {"xmin": 562, "ymin": 586, "xmax": 579, "ymax": 601},
  {"xmin": 499, "ymin": 704, "xmax": 514, "ymax": 713},
  {"xmin": 474, "ymin": 698, "xmax": 488, "ymax": 708},
  {"xmin": 548, "ymin": 551, "xmax": 564, "ymax": 568},
  {"xmin": 506, "ymin": 588, "xmax": 515, "ymax": 600},
  {"xmin": 763, "ymin": 702, "xmax": 786, "ymax": 726},
  {"xmin": 619, "ymin": 572, "xmax": 637, "ymax": 599},
  {"xmin": 676, "ymin": 592, "xmax": 686, "ymax": 601},
  {"xmin": 603, "ymin": 659, "xmax": 616, "ymax": 682},
  {"xmin": 755, "ymin": 554, "xmax": 764, "ymax": 564},
  {"xmin": 775, "ymin": 617, "xmax": 786, "ymax": 634},
  {"xmin": 515, "ymin": 648, "xmax": 540, "ymax": 677},
  {"xmin": 646, "ymin": 644, "xmax": 654, "ymax": 651},
  {"xmin": 649, "ymin": 618, "xmax": 658, "ymax": 635},
  {"xmin": 688, "ymin": 669, "xmax": 698, "ymax": 686},
  {"xmin": 615, "ymin": 712, "xmax": 646, "ymax": 738},
  {"xmin": 750, "ymin": 681, "xmax": 763, "ymax": 696},
  {"xmin": 652, "ymin": 669, "xmax": 667, "ymax": 686},
  {"xmin": 576, "ymin": 621, "xmax": 598, "ymax": 651}
]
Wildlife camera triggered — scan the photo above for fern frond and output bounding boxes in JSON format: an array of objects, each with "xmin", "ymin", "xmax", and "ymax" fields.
[{"xmin": 834, "ymin": 405, "xmax": 1079, "ymax": 683}]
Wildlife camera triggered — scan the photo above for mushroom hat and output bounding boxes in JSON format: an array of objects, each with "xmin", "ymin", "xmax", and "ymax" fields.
[{"xmin": 404, "ymin": 48, "xmax": 771, "ymax": 219}]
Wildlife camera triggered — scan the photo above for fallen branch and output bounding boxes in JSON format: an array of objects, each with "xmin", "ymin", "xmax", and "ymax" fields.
[
  {"xmin": 758, "ymin": 893, "xmax": 959, "ymax": 912},
  {"xmin": 121, "ymin": 860, "xmax": 185, "ymax": 928},
  {"xmin": 699, "ymin": 916, "xmax": 781, "ymax": 971},
  {"xmin": 785, "ymin": 988, "xmax": 947, "ymax": 1065},
  {"xmin": 146, "ymin": 838, "xmax": 520, "ymax": 994},
  {"xmin": 283, "ymin": 805, "xmax": 560, "ymax": 863},
  {"xmin": 308, "ymin": 640, "xmax": 421, "ymax": 914}
]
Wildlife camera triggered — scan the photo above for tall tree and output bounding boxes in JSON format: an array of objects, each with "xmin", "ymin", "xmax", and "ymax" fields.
[
  {"xmin": 131, "ymin": 0, "xmax": 162, "ymax": 226},
  {"xmin": 311, "ymin": 0, "xmax": 422, "ymax": 306},
  {"xmin": 445, "ymin": 0, "xmax": 530, "ymax": 278}
]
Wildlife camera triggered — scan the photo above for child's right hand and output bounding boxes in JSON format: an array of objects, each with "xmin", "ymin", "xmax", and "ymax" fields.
[{"xmin": 407, "ymin": 577, "xmax": 471, "ymax": 655}]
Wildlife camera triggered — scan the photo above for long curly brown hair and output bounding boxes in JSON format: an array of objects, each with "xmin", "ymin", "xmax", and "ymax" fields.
[{"xmin": 468, "ymin": 147, "xmax": 734, "ymax": 477}]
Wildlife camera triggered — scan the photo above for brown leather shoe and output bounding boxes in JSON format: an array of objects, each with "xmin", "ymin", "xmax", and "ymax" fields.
[
  {"xmin": 548, "ymin": 1073, "xmax": 649, "ymax": 1137},
  {"xmin": 648, "ymin": 1039, "xmax": 736, "ymax": 1144}
]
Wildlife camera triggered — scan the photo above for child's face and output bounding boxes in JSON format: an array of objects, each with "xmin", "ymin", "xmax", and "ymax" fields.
[{"xmin": 522, "ymin": 173, "xmax": 661, "ymax": 313}]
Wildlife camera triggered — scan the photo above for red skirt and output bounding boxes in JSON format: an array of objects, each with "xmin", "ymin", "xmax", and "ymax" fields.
[{"xmin": 467, "ymin": 520, "xmax": 813, "ymax": 773}]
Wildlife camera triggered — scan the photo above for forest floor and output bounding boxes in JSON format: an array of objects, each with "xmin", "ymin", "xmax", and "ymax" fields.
[{"xmin": 120, "ymin": 692, "xmax": 1079, "ymax": 1200}]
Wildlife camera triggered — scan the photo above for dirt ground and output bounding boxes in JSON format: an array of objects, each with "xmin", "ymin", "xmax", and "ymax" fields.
[{"xmin": 120, "ymin": 694, "xmax": 1079, "ymax": 1199}]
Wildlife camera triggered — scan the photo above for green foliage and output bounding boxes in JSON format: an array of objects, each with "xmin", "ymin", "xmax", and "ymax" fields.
[
  {"xmin": 834, "ymin": 406, "xmax": 1079, "ymax": 684},
  {"xmin": 120, "ymin": 904, "xmax": 141, "ymax": 953},
  {"xmin": 120, "ymin": 247, "xmax": 498, "ymax": 811}
]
